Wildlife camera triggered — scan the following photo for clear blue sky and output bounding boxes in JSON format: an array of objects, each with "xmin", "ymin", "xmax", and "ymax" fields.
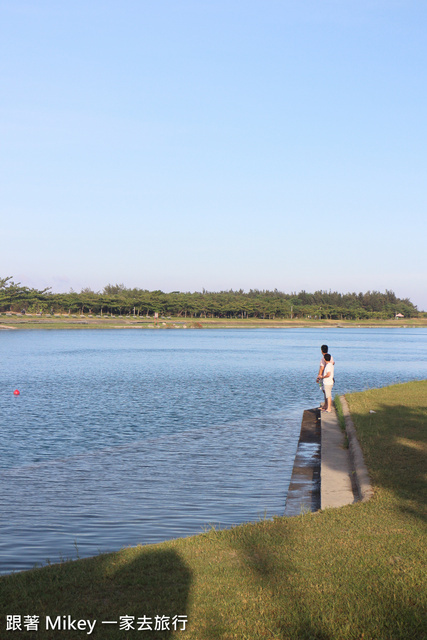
[{"xmin": 1, "ymin": 1, "xmax": 426, "ymax": 309}]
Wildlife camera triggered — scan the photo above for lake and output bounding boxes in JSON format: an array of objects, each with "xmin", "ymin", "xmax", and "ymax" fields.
[{"xmin": 1, "ymin": 327, "xmax": 426, "ymax": 573}]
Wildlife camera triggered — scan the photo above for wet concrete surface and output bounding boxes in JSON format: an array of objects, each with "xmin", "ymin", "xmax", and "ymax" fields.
[{"xmin": 284, "ymin": 408, "xmax": 321, "ymax": 516}]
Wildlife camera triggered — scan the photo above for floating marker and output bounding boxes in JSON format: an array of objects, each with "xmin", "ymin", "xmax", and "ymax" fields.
[{"xmin": 13, "ymin": 389, "xmax": 20, "ymax": 396}]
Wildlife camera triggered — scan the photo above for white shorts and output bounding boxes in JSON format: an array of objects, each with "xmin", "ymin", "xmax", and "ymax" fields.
[{"xmin": 323, "ymin": 385, "xmax": 333, "ymax": 399}]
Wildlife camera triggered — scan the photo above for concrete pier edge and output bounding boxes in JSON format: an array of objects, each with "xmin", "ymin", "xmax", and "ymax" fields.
[
  {"xmin": 286, "ymin": 398, "xmax": 373, "ymax": 515},
  {"xmin": 284, "ymin": 409, "xmax": 321, "ymax": 516},
  {"xmin": 339, "ymin": 395, "xmax": 374, "ymax": 502}
]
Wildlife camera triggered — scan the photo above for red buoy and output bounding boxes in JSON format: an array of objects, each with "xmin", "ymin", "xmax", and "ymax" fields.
[{"xmin": 13, "ymin": 389, "xmax": 20, "ymax": 396}]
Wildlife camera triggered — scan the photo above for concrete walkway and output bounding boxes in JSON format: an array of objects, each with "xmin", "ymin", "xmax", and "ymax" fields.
[{"xmin": 320, "ymin": 408, "xmax": 356, "ymax": 509}]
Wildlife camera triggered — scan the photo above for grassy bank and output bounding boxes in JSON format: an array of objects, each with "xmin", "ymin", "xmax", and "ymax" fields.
[
  {"xmin": 1, "ymin": 313, "xmax": 427, "ymax": 330},
  {"xmin": 1, "ymin": 381, "xmax": 426, "ymax": 639}
]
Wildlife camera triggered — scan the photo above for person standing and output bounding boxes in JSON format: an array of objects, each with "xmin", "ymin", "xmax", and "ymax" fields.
[
  {"xmin": 320, "ymin": 353, "xmax": 334, "ymax": 412},
  {"xmin": 316, "ymin": 344, "xmax": 335, "ymax": 409}
]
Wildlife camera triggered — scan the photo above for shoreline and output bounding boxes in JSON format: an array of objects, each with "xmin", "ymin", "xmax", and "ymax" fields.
[{"xmin": 1, "ymin": 314, "xmax": 426, "ymax": 331}]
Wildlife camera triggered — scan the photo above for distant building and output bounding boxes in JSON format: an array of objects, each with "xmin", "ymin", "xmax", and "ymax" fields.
[{"xmin": 395, "ymin": 313, "xmax": 405, "ymax": 319}]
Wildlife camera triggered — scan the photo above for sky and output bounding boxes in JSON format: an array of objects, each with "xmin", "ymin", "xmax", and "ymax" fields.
[{"xmin": 1, "ymin": 1, "xmax": 426, "ymax": 309}]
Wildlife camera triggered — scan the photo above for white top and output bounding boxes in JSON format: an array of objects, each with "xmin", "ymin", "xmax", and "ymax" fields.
[{"xmin": 323, "ymin": 362, "xmax": 334, "ymax": 385}]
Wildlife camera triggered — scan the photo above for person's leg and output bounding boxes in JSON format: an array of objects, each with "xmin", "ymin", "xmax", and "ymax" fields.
[
  {"xmin": 323, "ymin": 386, "xmax": 332, "ymax": 412},
  {"xmin": 327, "ymin": 385, "xmax": 334, "ymax": 411},
  {"xmin": 321, "ymin": 388, "xmax": 326, "ymax": 409}
]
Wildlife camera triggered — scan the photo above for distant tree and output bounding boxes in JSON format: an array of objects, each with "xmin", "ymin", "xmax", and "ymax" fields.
[{"xmin": 0, "ymin": 278, "xmax": 420, "ymax": 319}]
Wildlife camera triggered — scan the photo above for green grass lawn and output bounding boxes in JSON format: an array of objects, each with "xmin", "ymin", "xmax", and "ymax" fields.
[{"xmin": 1, "ymin": 381, "xmax": 426, "ymax": 639}]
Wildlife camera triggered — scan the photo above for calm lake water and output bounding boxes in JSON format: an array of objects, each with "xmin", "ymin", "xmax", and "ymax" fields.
[{"xmin": 1, "ymin": 328, "xmax": 426, "ymax": 573}]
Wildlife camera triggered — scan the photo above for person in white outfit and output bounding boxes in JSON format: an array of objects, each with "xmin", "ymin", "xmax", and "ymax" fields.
[
  {"xmin": 316, "ymin": 344, "xmax": 335, "ymax": 410},
  {"xmin": 321, "ymin": 353, "xmax": 334, "ymax": 412}
]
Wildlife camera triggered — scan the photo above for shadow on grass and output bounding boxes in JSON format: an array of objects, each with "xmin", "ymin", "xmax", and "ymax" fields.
[
  {"xmin": 234, "ymin": 523, "xmax": 333, "ymax": 640},
  {"xmin": 347, "ymin": 400, "xmax": 427, "ymax": 522},
  {"xmin": 0, "ymin": 546, "xmax": 191, "ymax": 639}
]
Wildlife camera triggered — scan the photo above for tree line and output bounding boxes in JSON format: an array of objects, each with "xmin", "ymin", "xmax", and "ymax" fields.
[{"xmin": 0, "ymin": 277, "xmax": 419, "ymax": 320}]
